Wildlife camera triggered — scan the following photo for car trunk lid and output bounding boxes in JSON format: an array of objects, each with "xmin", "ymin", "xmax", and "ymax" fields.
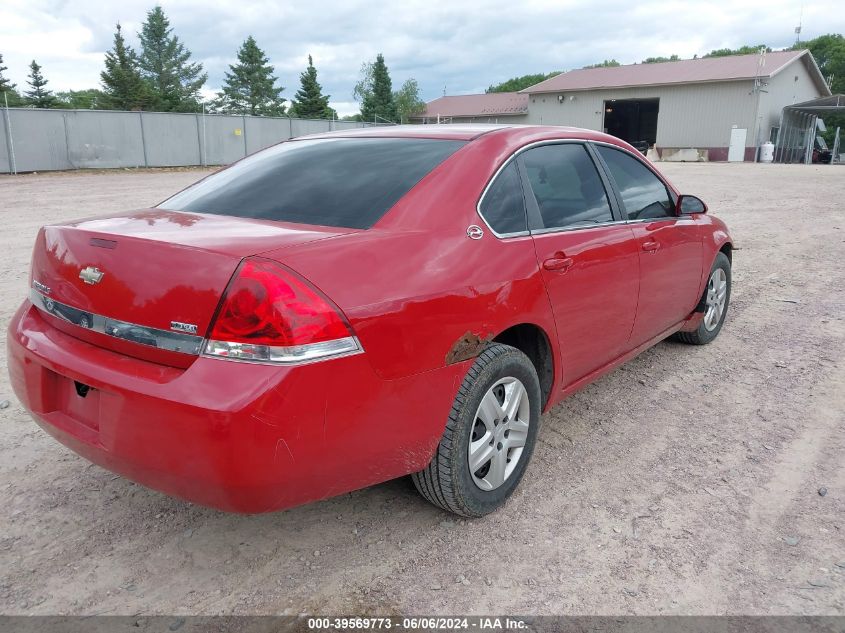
[{"xmin": 29, "ymin": 209, "xmax": 354, "ymax": 367}]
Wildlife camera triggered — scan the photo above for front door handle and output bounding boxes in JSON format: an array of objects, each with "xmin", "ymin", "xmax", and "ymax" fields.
[
  {"xmin": 642, "ymin": 240, "xmax": 660, "ymax": 252},
  {"xmin": 543, "ymin": 255, "xmax": 574, "ymax": 272}
]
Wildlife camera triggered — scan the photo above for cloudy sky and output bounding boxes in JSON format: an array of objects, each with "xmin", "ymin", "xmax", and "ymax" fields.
[{"xmin": 1, "ymin": 0, "xmax": 841, "ymax": 116}]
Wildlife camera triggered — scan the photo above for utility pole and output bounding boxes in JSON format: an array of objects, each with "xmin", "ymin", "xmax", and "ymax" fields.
[{"xmin": 3, "ymin": 91, "xmax": 17, "ymax": 175}]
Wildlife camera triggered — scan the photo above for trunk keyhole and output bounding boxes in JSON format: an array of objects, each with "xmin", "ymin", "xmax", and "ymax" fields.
[{"xmin": 74, "ymin": 381, "xmax": 92, "ymax": 398}]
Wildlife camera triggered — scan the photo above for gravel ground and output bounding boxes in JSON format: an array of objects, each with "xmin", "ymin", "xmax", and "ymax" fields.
[{"xmin": 0, "ymin": 163, "xmax": 843, "ymax": 616}]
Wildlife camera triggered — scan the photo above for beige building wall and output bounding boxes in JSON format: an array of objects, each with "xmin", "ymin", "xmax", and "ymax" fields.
[
  {"xmin": 756, "ymin": 59, "xmax": 826, "ymax": 145},
  {"xmin": 525, "ymin": 81, "xmax": 761, "ymax": 152}
]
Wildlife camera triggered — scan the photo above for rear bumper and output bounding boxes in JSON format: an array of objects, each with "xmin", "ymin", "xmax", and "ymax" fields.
[{"xmin": 8, "ymin": 301, "xmax": 465, "ymax": 513}]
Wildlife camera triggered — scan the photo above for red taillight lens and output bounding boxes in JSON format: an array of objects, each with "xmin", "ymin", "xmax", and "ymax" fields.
[{"xmin": 204, "ymin": 258, "xmax": 360, "ymax": 363}]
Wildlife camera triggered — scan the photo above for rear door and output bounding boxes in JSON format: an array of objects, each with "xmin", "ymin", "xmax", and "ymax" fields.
[
  {"xmin": 593, "ymin": 144, "xmax": 702, "ymax": 347},
  {"xmin": 519, "ymin": 142, "xmax": 640, "ymax": 386}
]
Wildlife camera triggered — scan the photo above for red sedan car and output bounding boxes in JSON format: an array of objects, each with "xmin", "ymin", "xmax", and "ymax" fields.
[{"xmin": 8, "ymin": 125, "xmax": 732, "ymax": 517}]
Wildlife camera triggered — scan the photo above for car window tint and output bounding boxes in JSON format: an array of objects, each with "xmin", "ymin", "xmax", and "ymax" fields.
[
  {"xmin": 596, "ymin": 145, "xmax": 674, "ymax": 220},
  {"xmin": 160, "ymin": 138, "xmax": 466, "ymax": 230},
  {"xmin": 479, "ymin": 161, "xmax": 527, "ymax": 234},
  {"xmin": 521, "ymin": 144, "xmax": 613, "ymax": 230}
]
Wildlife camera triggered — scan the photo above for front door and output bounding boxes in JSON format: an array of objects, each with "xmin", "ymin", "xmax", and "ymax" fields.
[
  {"xmin": 520, "ymin": 143, "xmax": 640, "ymax": 386},
  {"xmin": 594, "ymin": 144, "xmax": 703, "ymax": 346}
]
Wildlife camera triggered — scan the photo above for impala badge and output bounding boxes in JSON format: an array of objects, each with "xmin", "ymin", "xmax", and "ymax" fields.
[
  {"xmin": 79, "ymin": 266, "xmax": 104, "ymax": 285},
  {"xmin": 32, "ymin": 280, "xmax": 51, "ymax": 294},
  {"xmin": 170, "ymin": 321, "xmax": 198, "ymax": 335}
]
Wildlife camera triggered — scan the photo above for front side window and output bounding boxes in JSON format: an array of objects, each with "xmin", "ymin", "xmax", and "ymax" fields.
[
  {"xmin": 160, "ymin": 138, "xmax": 466, "ymax": 230},
  {"xmin": 596, "ymin": 145, "xmax": 674, "ymax": 220},
  {"xmin": 478, "ymin": 161, "xmax": 527, "ymax": 235},
  {"xmin": 521, "ymin": 144, "xmax": 614, "ymax": 230}
]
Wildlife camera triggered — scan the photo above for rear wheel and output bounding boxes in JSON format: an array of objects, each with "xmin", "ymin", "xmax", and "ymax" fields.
[
  {"xmin": 412, "ymin": 344, "xmax": 541, "ymax": 517},
  {"xmin": 675, "ymin": 252, "xmax": 731, "ymax": 345}
]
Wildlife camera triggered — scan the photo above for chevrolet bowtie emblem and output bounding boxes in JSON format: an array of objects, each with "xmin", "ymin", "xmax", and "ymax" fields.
[{"xmin": 79, "ymin": 266, "xmax": 104, "ymax": 285}]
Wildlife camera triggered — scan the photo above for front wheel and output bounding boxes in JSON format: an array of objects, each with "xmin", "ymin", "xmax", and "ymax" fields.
[
  {"xmin": 412, "ymin": 344, "xmax": 541, "ymax": 517},
  {"xmin": 675, "ymin": 251, "xmax": 731, "ymax": 345}
]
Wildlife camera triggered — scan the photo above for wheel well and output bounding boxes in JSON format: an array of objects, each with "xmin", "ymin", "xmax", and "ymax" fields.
[
  {"xmin": 493, "ymin": 324, "xmax": 554, "ymax": 407},
  {"xmin": 720, "ymin": 242, "xmax": 732, "ymax": 264}
]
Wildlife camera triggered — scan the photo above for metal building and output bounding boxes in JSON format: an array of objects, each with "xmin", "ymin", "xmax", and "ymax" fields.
[
  {"xmin": 521, "ymin": 50, "xmax": 830, "ymax": 161},
  {"xmin": 410, "ymin": 92, "xmax": 529, "ymax": 124},
  {"xmin": 414, "ymin": 50, "xmax": 831, "ymax": 162}
]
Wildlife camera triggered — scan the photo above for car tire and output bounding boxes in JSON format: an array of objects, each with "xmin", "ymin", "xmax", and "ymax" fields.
[
  {"xmin": 412, "ymin": 343, "xmax": 541, "ymax": 517},
  {"xmin": 675, "ymin": 251, "xmax": 731, "ymax": 345}
]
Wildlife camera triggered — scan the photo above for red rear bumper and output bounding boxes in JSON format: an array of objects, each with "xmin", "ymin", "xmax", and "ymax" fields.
[{"xmin": 7, "ymin": 301, "xmax": 464, "ymax": 513}]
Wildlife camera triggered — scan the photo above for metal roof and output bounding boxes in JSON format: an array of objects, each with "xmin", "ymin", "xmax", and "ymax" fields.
[
  {"xmin": 521, "ymin": 50, "xmax": 829, "ymax": 94},
  {"xmin": 784, "ymin": 94, "xmax": 845, "ymax": 113},
  {"xmin": 414, "ymin": 92, "xmax": 529, "ymax": 119}
]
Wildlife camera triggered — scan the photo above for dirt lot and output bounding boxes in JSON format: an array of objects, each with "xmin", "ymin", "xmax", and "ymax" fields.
[{"xmin": 0, "ymin": 163, "xmax": 843, "ymax": 616}]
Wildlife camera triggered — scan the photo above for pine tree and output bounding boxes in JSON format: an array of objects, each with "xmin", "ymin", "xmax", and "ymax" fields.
[
  {"xmin": 0, "ymin": 53, "xmax": 16, "ymax": 94},
  {"xmin": 25, "ymin": 60, "xmax": 57, "ymax": 108},
  {"xmin": 101, "ymin": 23, "xmax": 149, "ymax": 110},
  {"xmin": 215, "ymin": 36, "xmax": 285, "ymax": 116},
  {"xmin": 0, "ymin": 54, "xmax": 22, "ymax": 106},
  {"xmin": 290, "ymin": 55, "xmax": 332, "ymax": 119},
  {"xmin": 361, "ymin": 54, "xmax": 398, "ymax": 123},
  {"xmin": 138, "ymin": 6, "xmax": 207, "ymax": 111}
]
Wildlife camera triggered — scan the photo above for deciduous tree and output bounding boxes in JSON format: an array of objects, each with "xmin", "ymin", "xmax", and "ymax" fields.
[
  {"xmin": 800, "ymin": 33, "xmax": 845, "ymax": 144},
  {"xmin": 55, "ymin": 89, "xmax": 110, "ymax": 109},
  {"xmin": 394, "ymin": 78, "xmax": 424, "ymax": 123},
  {"xmin": 704, "ymin": 45, "xmax": 770, "ymax": 58},
  {"xmin": 799, "ymin": 33, "xmax": 845, "ymax": 93},
  {"xmin": 486, "ymin": 72, "xmax": 560, "ymax": 93},
  {"xmin": 583, "ymin": 59, "xmax": 621, "ymax": 69},
  {"xmin": 642, "ymin": 55, "xmax": 680, "ymax": 64}
]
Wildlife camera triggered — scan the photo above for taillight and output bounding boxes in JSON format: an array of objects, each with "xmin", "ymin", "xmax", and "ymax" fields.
[{"xmin": 203, "ymin": 258, "xmax": 361, "ymax": 364}]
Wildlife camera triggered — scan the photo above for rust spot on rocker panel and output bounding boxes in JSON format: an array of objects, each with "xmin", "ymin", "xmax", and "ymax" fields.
[{"xmin": 445, "ymin": 331, "xmax": 493, "ymax": 365}]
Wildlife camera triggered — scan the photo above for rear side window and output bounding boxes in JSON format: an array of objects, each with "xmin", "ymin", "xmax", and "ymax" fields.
[
  {"xmin": 596, "ymin": 145, "xmax": 674, "ymax": 220},
  {"xmin": 160, "ymin": 138, "xmax": 466, "ymax": 229},
  {"xmin": 521, "ymin": 144, "xmax": 613, "ymax": 230},
  {"xmin": 478, "ymin": 161, "xmax": 527, "ymax": 235}
]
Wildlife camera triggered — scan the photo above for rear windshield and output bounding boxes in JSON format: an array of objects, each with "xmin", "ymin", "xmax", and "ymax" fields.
[{"xmin": 159, "ymin": 137, "xmax": 466, "ymax": 229}]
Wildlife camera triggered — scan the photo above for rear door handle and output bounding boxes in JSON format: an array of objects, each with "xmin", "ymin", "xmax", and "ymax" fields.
[
  {"xmin": 543, "ymin": 255, "xmax": 574, "ymax": 272},
  {"xmin": 642, "ymin": 240, "xmax": 660, "ymax": 252}
]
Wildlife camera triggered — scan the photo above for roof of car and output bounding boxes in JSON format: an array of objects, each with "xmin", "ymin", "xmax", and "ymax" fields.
[
  {"xmin": 297, "ymin": 124, "xmax": 514, "ymax": 141},
  {"xmin": 296, "ymin": 124, "xmax": 617, "ymax": 143}
]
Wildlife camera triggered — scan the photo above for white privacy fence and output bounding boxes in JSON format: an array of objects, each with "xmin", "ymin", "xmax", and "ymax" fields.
[{"xmin": 0, "ymin": 108, "xmax": 378, "ymax": 173}]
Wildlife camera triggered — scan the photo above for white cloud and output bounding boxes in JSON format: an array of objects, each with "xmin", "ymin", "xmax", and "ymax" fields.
[{"xmin": 1, "ymin": 0, "xmax": 841, "ymax": 105}]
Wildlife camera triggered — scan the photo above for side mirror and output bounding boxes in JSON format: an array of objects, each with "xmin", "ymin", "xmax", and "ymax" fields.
[{"xmin": 677, "ymin": 194, "xmax": 707, "ymax": 215}]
